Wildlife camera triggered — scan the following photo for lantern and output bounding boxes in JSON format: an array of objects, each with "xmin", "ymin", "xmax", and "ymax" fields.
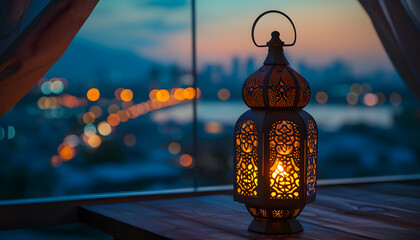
[{"xmin": 234, "ymin": 10, "xmax": 318, "ymax": 234}]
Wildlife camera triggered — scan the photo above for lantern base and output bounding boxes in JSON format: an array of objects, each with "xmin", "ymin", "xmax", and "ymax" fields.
[{"xmin": 248, "ymin": 218, "xmax": 303, "ymax": 234}]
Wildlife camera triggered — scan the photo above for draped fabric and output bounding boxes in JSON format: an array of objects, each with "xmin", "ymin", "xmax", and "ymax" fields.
[
  {"xmin": 359, "ymin": 0, "xmax": 420, "ymax": 100},
  {"xmin": 0, "ymin": 0, "xmax": 99, "ymax": 117}
]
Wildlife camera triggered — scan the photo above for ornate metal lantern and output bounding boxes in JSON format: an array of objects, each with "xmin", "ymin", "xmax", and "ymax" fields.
[{"xmin": 234, "ymin": 10, "xmax": 318, "ymax": 234}]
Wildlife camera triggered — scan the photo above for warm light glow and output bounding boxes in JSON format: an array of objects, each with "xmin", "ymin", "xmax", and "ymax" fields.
[
  {"xmin": 363, "ymin": 93, "xmax": 378, "ymax": 106},
  {"xmin": 98, "ymin": 121, "xmax": 112, "ymax": 136},
  {"xmin": 174, "ymin": 88, "xmax": 186, "ymax": 100},
  {"xmin": 117, "ymin": 110, "xmax": 129, "ymax": 122},
  {"xmin": 149, "ymin": 89, "xmax": 159, "ymax": 101},
  {"xmin": 89, "ymin": 106, "xmax": 103, "ymax": 118},
  {"xmin": 114, "ymin": 88, "xmax": 124, "ymax": 100},
  {"xmin": 87, "ymin": 134, "xmax": 102, "ymax": 148},
  {"xmin": 124, "ymin": 134, "xmax": 136, "ymax": 146},
  {"xmin": 346, "ymin": 92, "xmax": 358, "ymax": 105},
  {"xmin": 217, "ymin": 88, "xmax": 230, "ymax": 101},
  {"xmin": 83, "ymin": 112, "xmax": 96, "ymax": 124},
  {"xmin": 59, "ymin": 145, "xmax": 75, "ymax": 161},
  {"xmin": 204, "ymin": 122, "xmax": 223, "ymax": 134},
  {"xmin": 120, "ymin": 89, "xmax": 133, "ymax": 102},
  {"xmin": 87, "ymin": 88, "xmax": 100, "ymax": 101},
  {"xmin": 107, "ymin": 114, "xmax": 120, "ymax": 127},
  {"xmin": 168, "ymin": 142, "xmax": 181, "ymax": 154},
  {"xmin": 315, "ymin": 91, "xmax": 328, "ymax": 104},
  {"xmin": 184, "ymin": 87, "xmax": 196, "ymax": 99},
  {"xmin": 179, "ymin": 154, "xmax": 193, "ymax": 167},
  {"xmin": 50, "ymin": 155, "xmax": 62, "ymax": 167},
  {"xmin": 390, "ymin": 93, "xmax": 402, "ymax": 106},
  {"xmin": 156, "ymin": 89, "xmax": 170, "ymax": 102}
]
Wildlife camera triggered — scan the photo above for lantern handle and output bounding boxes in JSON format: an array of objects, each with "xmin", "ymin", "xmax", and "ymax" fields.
[{"xmin": 251, "ymin": 10, "xmax": 297, "ymax": 47}]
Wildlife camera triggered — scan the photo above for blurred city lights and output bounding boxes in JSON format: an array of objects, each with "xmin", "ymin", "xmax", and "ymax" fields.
[
  {"xmin": 124, "ymin": 134, "xmax": 136, "ymax": 146},
  {"xmin": 350, "ymin": 83, "xmax": 363, "ymax": 96},
  {"xmin": 117, "ymin": 110, "xmax": 129, "ymax": 122},
  {"xmin": 376, "ymin": 92, "xmax": 386, "ymax": 105},
  {"xmin": 363, "ymin": 93, "xmax": 378, "ymax": 106},
  {"xmin": 50, "ymin": 155, "xmax": 62, "ymax": 167},
  {"xmin": 156, "ymin": 89, "xmax": 170, "ymax": 102},
  {"xmin": 64, "ymin": 135, "xmax": 80, "ymax": 148},
  {"xmin": 184, "ymin": 87, "xmax": 196, "ymax": 100},
  {"xmin": 174, "ymin": 88, "xmax": 186, "ymax": 100},
  {"xmin": 114, "ymin": 88, "xmax": 124, "ymax": 100},
  {"xmin": 346, "ymin": 92, "xmax": 358, "ymax": 105},
  {"xmin": 89, "ymin": 105, "xmax": 103, "ymax": 118},
  {"xmin": 168, "ymin": 142, "xmax": 181, "ymax": 154},
  {"xmin": 179, "ymin": 154, "xmax": 193, "ymax": 168},
  {"xmin": 120, "ymin": 89, "xmax": 133, "ymax": 102},
  {"xmin": 83, "ymin": 112, "xmax": 96, "ymax": 124},
  {"xmin": 59, "ymin": 145, "xmax": 75, "ymax": 161},
  {"xmin": 390, "ymin": 93, "xmax": 402, "ymax": 106},
  {"xmin": 217, "ymin": 88, "xmax": 230, "ymax": 101},
  {"xmin": 87, "ymin": 88, "xmax": 100, "ymax": 101},
  {"xmin": 84, "ymin": 124, "xmax": 97, "ymax": 137},
  {"xmin": 107, "ymin": 114, "xmax": 121, "ymax": 127},
  {"xmin": 87, "ymin": 134, "xmax": 102, "ymax": 148},
  {"xmin": 315, "ymin": 91, "xmax": 328, "ymax": 104},
  {"xmin": 98, "ymin": 122, "xmax": 112, "ymax": 136},
  {"xmin": 204, "ymin": 121, "xmax": 223, "ymax": 134},
  {"xmin": 108, "ymin": 104, "xmax": 120, "ymax": 114}
]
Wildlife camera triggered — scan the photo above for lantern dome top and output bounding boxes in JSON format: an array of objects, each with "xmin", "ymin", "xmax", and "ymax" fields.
[{"xmin": 243, "ymin": 11, "xmax": 310, "ymax": 109}]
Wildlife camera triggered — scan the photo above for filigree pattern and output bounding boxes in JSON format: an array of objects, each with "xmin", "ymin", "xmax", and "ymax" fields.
[
  {"xmin": 243, "ymin": 66, "xmax": 269, "ymax": 108},
  {"xmin": 293, "ymin": 68, "xmax": 311, "ymax": 107},
  {"xmin": 269, "ymin": 120, "xmax": 301, "ymax": 199},
  {"xmin": 268, "ymin": 66, "xmax": 296, "ymax": 107},
  {"xmin": 235, "ymin": 120, "xmax": 258, "ymax": 197},
  {"xmin": 306, "ymin": 120, "xmax": 317, "ymax": 197},
  {"xmin": 247, "ymin": 207, "xmax": 303, "ymax": 220}
]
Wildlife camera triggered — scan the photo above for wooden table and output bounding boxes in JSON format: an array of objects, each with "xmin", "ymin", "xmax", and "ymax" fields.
[{"xmin": 79, "ymin": 182, "xmax": 420, "ymax": 240}]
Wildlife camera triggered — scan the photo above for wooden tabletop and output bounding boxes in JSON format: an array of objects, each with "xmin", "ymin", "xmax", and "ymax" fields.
[{"xmin": 79, "ymin": 182, "xmax": 420, "ymax": 240}]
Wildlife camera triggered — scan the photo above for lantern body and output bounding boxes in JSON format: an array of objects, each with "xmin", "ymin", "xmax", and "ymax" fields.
[{"xmin": 233, "ymin": 37, "xmax": 318, "ymax": 233}]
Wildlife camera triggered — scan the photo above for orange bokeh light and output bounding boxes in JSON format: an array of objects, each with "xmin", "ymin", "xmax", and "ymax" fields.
[
  {"xmin": 87, "ymin": 88, "xmax": 100, "ymax": 101},
  {"xmin": 118, "ymin": 110, "xmax": 129, "ymax": 122},
  {"xmin": 59, "ymin": 145, "xmax": 75, "ymax": 161},
  {"xmin": 149, "ymin": 89, "xmax": 158, "ymax": 101},
  {"xmin": 107, "ymin": 113, "xmax": 121, "ymax": 127},
  {"xmin": 174, "ymin": 88, "xmax": 186, "ymax": 100},
  {"xmin": 83, "ymin": 112, "xmax": 96, "ymax": 124},
  {"xmin": 124, "ymin": 134, "xmax": 136, "ymax": 146},
  {"xmin": 156, "ymin": 89, "xmax": 170, "ymax": 102},
  {"xmin": 180, "ymin": 154, "xmax": 193, "ymax": 167},
  {"xmin": 184, "ymin": 87, "xmax": 196, "ymax": 100},
  {"xmin": 88, "ymin": 134, "xmax": 102, "ymax": 148},
  {"xmin": 120, "ymin": 89, "xmax": 133, "ymax": 102}
]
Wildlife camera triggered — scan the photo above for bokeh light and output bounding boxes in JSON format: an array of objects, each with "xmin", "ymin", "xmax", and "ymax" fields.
[
  {"xmin": 149, "ymin": 89, "xmax": 159, "ymax": 101},
  {"xmin": 350, "ymin": 83, "xmax": 363, "ymax": 96},
  {"xmin": 59, "ymin": 145, "xmax": 75, "ymax": 161},
  {"xmin": 168, "ymin": 142, "xmax": 181, "ymax": 154},
  {"xmin": 89, "ymin": 106, "xmax": 103, "ymax": 118},
  {"xmin": 107, "ymin": 114, "xmax": 120, "ymax": 127},
  {"xmin": 315, "ymin": 91, "xmax": 328, "ymax": 104},
  {"xmin": 363, "ymin": 93, "xmax": 378, "ymax": 106},
  {"xmin": 98, "ymin": 121, "xmax": 112, "ymax": 136},
  {"xmin": 64, "ymin": 135, "xmax": 80, "ymax": 148},
  {"xmin": 108, "ymin": 104, "xmax": 120, "ymax": 114},
  {"xmin": 184, "ymin": 87, "xmax": 196, "ymax": 100},
  {"xmin": 83, "ymin": 112, "xmax": 96, "ymax": 124},
  {"xmin": 84, "ymin": 124, "xmax": 97, "ymax": 137},
  {"xmin": 124, "ymin": 134, "xmax": 136, "ymax": 146},
  {"xmin": 87, "ymin": 88, "xmax": 100, "ymax": 101},
  {"xmin": 117, "ymin": 110, "xmax": 129, "ymax": 122},
  {"xmin": 217, "ymin": 88, "xmax": 230, "ymax": 101},
  {"xmin": 50, "ymin": 155, "xmax": 62, "ymax": 167},
  {"xmin": 7, "ymin": 126, "xmax": 15, "ymax": 139},
  {"xmin": 346, "ymin": 92, "xmax": 358, "ymax": 105},
  {"xmin": 376, "ymin": 92, "xmax": 386, "ymax": 105},
  {"xmin": 179, "ymin": 154, "xmax": 193, "ymax": 168},
  {"xmin": 120, "ymin": 89, "xmax": 133, "ymax": 102},
  {"xmin": 390, "ymin": 93, "xmax": 402, "ymax": 106},
  {"xmin": 174, "ymin": 88, "xmax": 186, "ymax": 100},
  {"xmin": 156, "ymin": 89, "xmax": 170, "ymax": 102},
  {"xmin": 204, "ymin": 122, "xmax": 223, "ymax": 134},
  {"xmin": 114, "ymin": 88, "xmax": 124, "ymax": 100},
  {"xmin": 87, "ymin": 134, "xmax": 102, "ymax": 148}
]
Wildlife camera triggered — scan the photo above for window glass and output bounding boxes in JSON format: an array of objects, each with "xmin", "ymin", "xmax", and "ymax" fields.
[
  {"xmin": 196, "ymin": 0, "xmax": 419, "ymax": 185},
  {"xmin": 0, "ymin": 0, "xmax": 194, "ymax": 200}
]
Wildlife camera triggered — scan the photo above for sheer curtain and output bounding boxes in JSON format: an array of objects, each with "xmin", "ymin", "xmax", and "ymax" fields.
[
  {"xmin": 0, "ymin": 0, "xmax": 98, "ymax": 117},
  {"xmin": 360, "ymin": 0, "xmax": 420, "ymax": 100}
]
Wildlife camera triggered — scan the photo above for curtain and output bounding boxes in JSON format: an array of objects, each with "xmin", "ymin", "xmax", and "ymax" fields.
[
  {"xmin": 359, "ymin": 0, "xmax": 420, "ymax": 100},
  {"xmin": 0, "ymin": 0, "xmax": 99, "ymax": 117}
]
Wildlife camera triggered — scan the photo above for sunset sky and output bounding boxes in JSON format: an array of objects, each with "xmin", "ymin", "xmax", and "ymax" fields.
[{"xmin": 77, "ymin": 0, "xmax": 394, "ymax": 76}]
